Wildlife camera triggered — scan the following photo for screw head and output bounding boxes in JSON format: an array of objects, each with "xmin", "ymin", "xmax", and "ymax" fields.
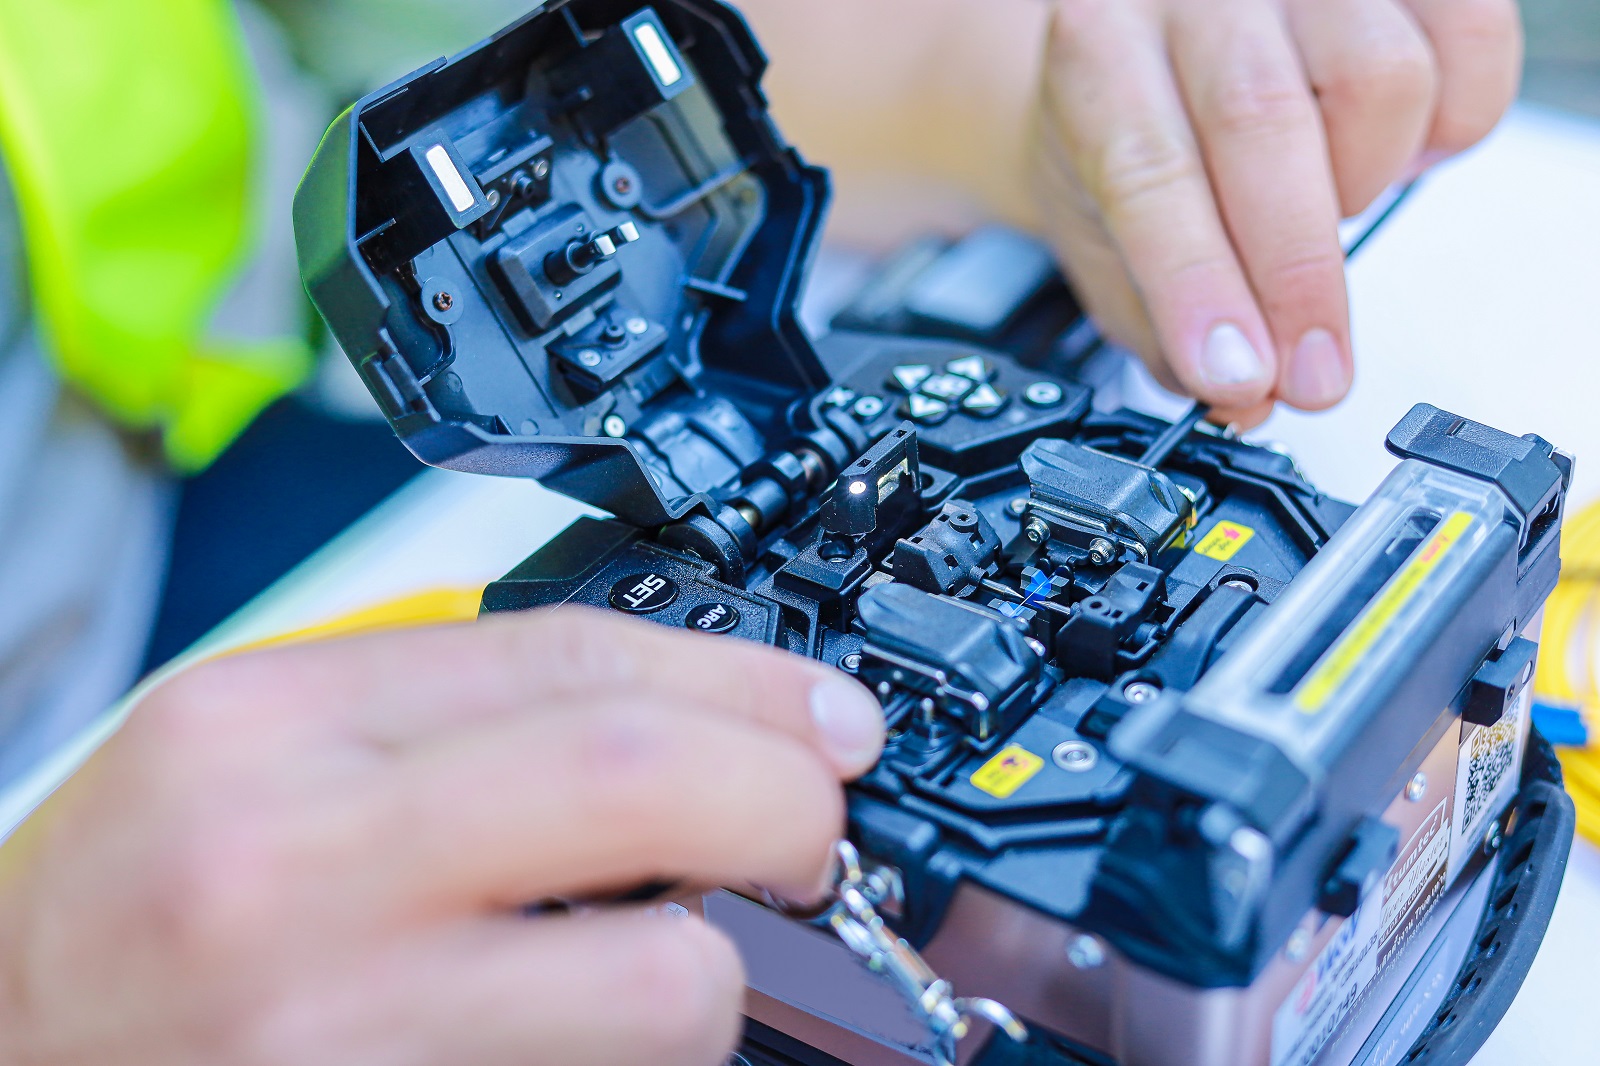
[
  {"xmin": 625, "ymin": 317, "xmax": 650, "ymax": 335},
  {"xmin": 602, "ymin": 415, "xmax": 629, "ymax": 438},
  {"xmin": 1067, "ymin": 935, "xmax": 1106, "ymax": 970},
  {"xmin": 1088, "ymin": 537, "xmax": 1116, "ymax": 566},
  {"xmin": 1053, "ymin": 741, "xmax": 1099, "ymax": 773},
  {"xmin": 840, "ymin": 652, "xmax": 863, "ymax": 674},
  {"xmin": 1124, "ymin": 681, "xmax": 1161, "ymax": 704},
  {"xmin": 1223, "ymin": 578, "xmax": 1256, "ymax": 593},
  {"xmin": 432, "ymin": 291, "xmax": 454, "ymax": 313},
  {"xmin": 1483, "ymin": 821, "xmax": 1504, "ymax": 857},
  {"xmin": 531, "ymin": 158, "xmax": 551, "ymax": 180},
  {"xmin": 1024, "ymin": 518, "xmax": 1051, "ymax": 545},
  {"xmin": 1406, "ymin": 772, "xmax": 1428, "ymax": 803},
  {"xmin": 1285, "ymin": 927, "xmax": 1312, "ymax": 963},
  {"xmin": 1008, "ymin": 498, "xmax": 1029, "ymax": 518},
  {"xmin": 578, "ymin": 350, "xmax": 603, "ymax": 367},
  {"xmin": 1025, "ymin": 381, "xmax": 1065, "ymax": 408}
]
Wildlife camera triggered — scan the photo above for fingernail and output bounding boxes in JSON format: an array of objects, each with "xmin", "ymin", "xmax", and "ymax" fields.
[
  {"xmin": 810, "ymin": 678, "xmax": 885, "ymax": 772},
  {"xmin": 1284, "ymin": 329, "xmax": 1351, "ymax": 409},
  {"xmin": 1200, "ymin": 323, "xmax": 1269, "ymax": 388}
]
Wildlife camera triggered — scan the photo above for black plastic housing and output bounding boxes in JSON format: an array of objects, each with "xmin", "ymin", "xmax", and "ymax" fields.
[{"xmin": 295, "ymin": 0, "xmax": 830, "ymax": 526}]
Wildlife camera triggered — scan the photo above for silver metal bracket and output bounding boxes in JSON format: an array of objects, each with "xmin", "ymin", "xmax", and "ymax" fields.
[{"xmin": 787, "ymin": 841, "xmax": 1029, "ymax": 1066}]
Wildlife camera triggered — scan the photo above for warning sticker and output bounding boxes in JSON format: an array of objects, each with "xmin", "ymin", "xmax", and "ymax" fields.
[
  {"xmin": 1449, "ymin": 686, "xmax": 1528, "ymax": 880},
  {"xmin": 1271, "ymin": 800, "xmax": 1451, "ymax": 1066},
  {"xmin": 970, "ymin": 745, "xmax": 1044, "ymax": 799},
  {"xmin": 1194, "ymin": 521, "xmax": 1256, "ymax": 562}
]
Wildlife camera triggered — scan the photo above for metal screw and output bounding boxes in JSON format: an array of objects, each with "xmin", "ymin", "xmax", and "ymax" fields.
[
  {"xmin": 1223, "ymin": 578, "xmax": 1256, "ymax": 593},
  {"xmin": 1024, "ymin": 517, "xmax": 1051, "ymax": 545},
  {"xmin": 840, "ymin": 652, "xmax": 863, "ymax": 674},
  {"xmin": 1009, "ymin": 498, "xmax": 1029, "ymax": 518},
  {"xmin": 1067, "ymin": 935, "xmax": 1106, "ymax": 970},
  {"xmin": 1285, "ymin": 927, "xmax": 1312, "ymax": 963},
  {"xmin": 1025, "ymin": 381, "xmax": 1065, "ymax": 408},
  {"xmin": 625, "ymin": 317, "xmax": 650, "ymax": 335},
  {"xmin": 614, "ymin": 174, "xmax": 635, "ymax": 195},
  {"xmin": 1483, "ymin": 821, "xmax": 1504, "ymax": 857},
  {"xmin": 1406, "ymin": 772, "xmax": 1428, "ymax": 803},
  {"xmin": 432, "ymin": 291, "xmax": 454, "ymax": 313},
  {"xmin": 531, "ymin": 158, "xmax": 551, "ymax": 180},
  {"xmin": 1088, "ymin": 537, "xmax": 1116, "ymax": 566},
  {"xmin": 603, "ymin": 414, "xmax": 629, "ymax": 438},
  {"xmin": 1124, "ymin": 681, "xmax": 1161, "ymax": 704},
  {"xmin": 578, "ymin": 350, "xmax": 603, "ymax": 367},
  {"xmin": 1053, "ymin": 741, "xmax": 1099, "ymax": 773}
]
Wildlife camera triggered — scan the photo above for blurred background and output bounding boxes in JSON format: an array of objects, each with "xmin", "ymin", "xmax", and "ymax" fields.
[{"xmin": 1523, "ymin": 0, "xmax": 1600, "ymax": 116}]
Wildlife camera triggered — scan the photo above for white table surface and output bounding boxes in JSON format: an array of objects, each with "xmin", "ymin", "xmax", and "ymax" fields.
[{"xmin": 4, "ymin": 102, "xmax": 1599, "ymax": 1064}]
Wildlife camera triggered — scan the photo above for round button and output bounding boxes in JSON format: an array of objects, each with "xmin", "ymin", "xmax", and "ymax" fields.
[
  {"xmin": 852, "ymin": 395, "xmax": 886, "ymax": 420},
  {"xmin": 1024, "ymin": 381, "xmax": 1065, "ymax": 408},
  {"xmin": 685, "ymin": 602, "xmax": 742, "ymax": 634},
  {"xmin": 610, "ymin": 573, "xmax": 679, "ymax": 614}
]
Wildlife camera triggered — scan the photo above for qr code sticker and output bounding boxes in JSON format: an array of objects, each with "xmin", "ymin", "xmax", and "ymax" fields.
[
  {"xmin": 1463, "ymin": 716, "xmax": 1518, "ymax": 832},
  {"xmin": 1449, "ymin": 687, "xmax": 1527, "ymax": 879}
]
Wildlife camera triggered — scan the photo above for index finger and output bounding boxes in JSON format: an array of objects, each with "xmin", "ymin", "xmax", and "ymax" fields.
[
  {"xmin": 1169, "ymin": 0, "xmax": 1353, "ymax": 411},
  {"xmin": 169, "ymin": 607, "xmax": 885, "ymax": 779},
  {"xmin": 1044, "ymin": 0, "xmax": 1279, "ymax": 408}
]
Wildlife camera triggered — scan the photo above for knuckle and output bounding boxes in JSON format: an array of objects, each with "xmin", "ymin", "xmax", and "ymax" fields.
[
  {"xmin": 148, "ymin": 815, "xmax": 287, "ymax": 965},
  {"xmin": 572, "ymin": 707, "xmax": 684, "ymax": 807},
  {"xmin": 1205, "ymin": 69, "xmax": 1314, "ymax": 141},
  {"xmin": 1256, "ymin": 244, "xmax": 1345, "ymax": 312},
  {"xmin": 1321, "ymin": 37, "xmax": 1436, "ymax": 115},
  {"xmin": 1091, "ymin": 126, "xmax": 1203, "ymax": 211},
  {"xmin": 622, "ymin": 922, "xmax": 743, "ymax": 1059},
  {"xmin": 137, "ymin": 660, "xmax": 257, "ymax": 751},
  {"xmin": 1047, "ymin": 0, "xmax": 1118, "ymax": 57},
  {"xmin": 513, "ymin": 607, "xmax": 645, "ymax": 689},
  {"xmin": 1443, "ymin": 0, "xmax": 1521, "ymax": 50}
]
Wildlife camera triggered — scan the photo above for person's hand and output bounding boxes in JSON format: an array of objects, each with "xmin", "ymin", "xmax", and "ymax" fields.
[
  {"xmin": 1033, "ymin": 0, "xmax": 1523, "ymax": 425},
  {"xmin": 0, "ymin": 610, "xmax": 885, "ymax": 1066}
]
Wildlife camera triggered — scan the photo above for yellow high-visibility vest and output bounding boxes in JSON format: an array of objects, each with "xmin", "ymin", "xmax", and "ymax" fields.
[{"xmin": 0, "ymin": 0, "xmax": 309, "ymax": 471}]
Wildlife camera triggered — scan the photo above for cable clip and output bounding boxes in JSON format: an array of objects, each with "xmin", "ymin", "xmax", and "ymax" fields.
[{"xmin": 807, "ymin": 841, "xmax": 1029, "ymax": 1066}]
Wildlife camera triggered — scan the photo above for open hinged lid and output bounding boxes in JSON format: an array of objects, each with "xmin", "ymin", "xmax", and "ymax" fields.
[{"xmin": 294, "ymin": 0, "xmax": 831, "ymax": 526}]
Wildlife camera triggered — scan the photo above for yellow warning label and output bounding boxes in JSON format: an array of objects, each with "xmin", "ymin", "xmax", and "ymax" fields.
[
  {"xmin": 1195, "ymin": 521, "xmax": 1256, "ymax": 562},
  {"xmin": 1297, "ymin": 511, "xmax": 1475, "ymax": 714},
  {"xmin": 970, "ymin": 745, "xmax": 1045, "ymax": 799}
]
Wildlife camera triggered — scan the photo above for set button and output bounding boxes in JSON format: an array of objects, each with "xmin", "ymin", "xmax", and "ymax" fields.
[{"xmin": 610, "ymin": 573, "xmax": 679, "ymax": 614}]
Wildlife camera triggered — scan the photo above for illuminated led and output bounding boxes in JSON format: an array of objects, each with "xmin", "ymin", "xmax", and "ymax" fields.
[
  {"xmin": 632, "ymin": 22, "xmax": 683, "ymax": 86},
  {"xmin": 424, "ymin": 145, "xmax": 476, "ymax": 212},
  {"xmin": 849, "ymin": 481, "xmax": 869, "ymax": 496}
]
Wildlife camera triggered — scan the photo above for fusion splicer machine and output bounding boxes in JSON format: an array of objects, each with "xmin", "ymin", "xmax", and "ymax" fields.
[{"xmin": 293, "ymin": 4, "xmax": 1576, "ymax": 1065}]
